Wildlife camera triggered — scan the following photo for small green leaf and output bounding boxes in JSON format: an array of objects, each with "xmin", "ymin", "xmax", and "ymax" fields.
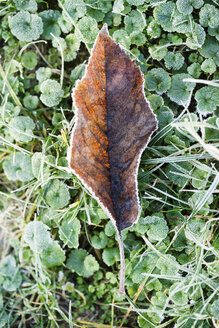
[
  {"xmin": 59, "ymin": 216, "xmax": 81, "ymax": 248},
  {"xmin": 45, "ymin": 179, "xmax": 70, "ymax": 209},
  {"xmin": 23, "ymin": 221, "xmax": 51, "ymax": 253},
  {"xmin": 3, "ymin": 152, "xmax": 34, "ymax": 182},
  {"xmin": 41, "ymin": 241, "xmax": 66, "ymax": 267},
  {"xmin": 40, "ymin": 79, "xmax": 64, "ymax": 107}
]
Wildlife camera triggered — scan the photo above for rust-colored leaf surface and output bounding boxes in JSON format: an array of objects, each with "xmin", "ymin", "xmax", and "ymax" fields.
[{"xmin": 68, "ymin": 24, "xmax": 157, "ymax": 294}]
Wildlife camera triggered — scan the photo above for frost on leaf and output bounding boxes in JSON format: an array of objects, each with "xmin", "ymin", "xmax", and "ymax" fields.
[
  {"xmin": 23, "ymin": 221, "xmax": 51, "ymax": 253},
  {"xmin": 68, "ymin": 25, "xmax": 157, "ymax": 294},
  {"xmin": 9, "ymin": 11, "xmax": 43, "ymax": 42}
]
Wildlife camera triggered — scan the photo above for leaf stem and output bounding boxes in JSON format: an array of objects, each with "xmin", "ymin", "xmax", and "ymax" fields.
[{"xmin": 117, "ymin": 230, "xmax": 125, "ymax": 295}]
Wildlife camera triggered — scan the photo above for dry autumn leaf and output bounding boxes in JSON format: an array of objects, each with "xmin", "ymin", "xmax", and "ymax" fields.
[{"xmin": 68, "ymin": 24, "xmax": 157, "ymax": 294}]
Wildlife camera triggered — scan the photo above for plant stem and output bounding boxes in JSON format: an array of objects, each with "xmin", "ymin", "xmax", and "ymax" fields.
[{"xmin": 117, "ymin": 230, "xmax": 125, "ymax": 295}]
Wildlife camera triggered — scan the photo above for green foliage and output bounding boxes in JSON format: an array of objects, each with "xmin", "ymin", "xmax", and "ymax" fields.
[
  {"xmin": 0, "ymin": 255, "xmax": 22, "ymax": 291},
  {"xmin": 3, "ymin": 152, "xmax": 33, "ymax": 182},
  {"xmin": 164, "ymin": 52, "xmax": 184, "ymax": 70},
  {"xmin": 9, "ymin": 116, "xmax": 35, "ymax": 142},
  {"xmin": 176, "ymin": 0, "xmax": 203, "ymax": 15},
  {"xmin": 1, "ymin": 0, "xmax": 218, "ymax": 326},
  {"xmin": 187, "ymin": 63, "xmax": 201, "ymax": 78},
  {"xmin": 154, "ymin": 2, "xmax": 175, "ymax": 32},
  {"xmin": 201, "ymin": 59, "xmax": 216, "ymax": 74},
  {"xmin": 41, "ymin": 241, "xmax": 66, "ymax": 267},
  {"xmin": 23, "ymin": 95, "xmax": 39, "ymax": 109},
  {"xmin": 21, "ymin": 51, "xmax": 38, "ymax": 69},
  {"xmin": 24, "ymin": 221, "xmax": 51, "ymax": 253},
  {"xmin": 195, "ymin": 86, "xmax": 219, "ymax": 114},
  {"xmin": 9, "ymin": 11, "xmax": 43, "ymax": 41},
  {"xmin": 36, "ymin": 67, "xmax": 52, "ymax": 82},
  {"xmin": 67, "ymin": 249, "xmax": 99, "ymax": 277},
  {"xmin": 76, "ymin": 16, "xmax": 99, "ymax": 43},
  {"xmin": 12, "ymin": 0, "xmax": 38, "ymax": 12},
  {"xmin": 64, "ymin": 0, "xmax": 87, "ymax": 21},
  {"xmin": 40, "ymin": 79, "xmax": 64, "ymax": 107},
  {"xmin": 102, "ymin": 247, "xmax": 120, "ymax": 266},
  {"xmin": 124, "ymin": 10, "xmax": 146, "ymax": 34},
  {"xmin": 45, "ymin": 179, "xmax": 70, "ymax": 209},
  {"xmin": 39, "ymin": 10, "xmax": 61, "ymax": 40},
  {"xmin": 156, "ymin": 255, "xmax": 179, "ymax": 276},
  {"xmin": 91, "ymin": 231, "xmax": 108, "ymax": 249},
  {"xmin": 199, "ymin": 4, "xmax": 219, "ymax": 29},
  {"xmin": 145, "ymin": 68, "xmax": 171, "ymax": 95},
  {"xmin": 211, "ymin": 300, "xmax": 219, "ymax": 321},
  {"xmin": 167, "ymin": 73, "xmax": 195, "ymax": 105},
  {"xmin": 59, "ymin": 216, "xmax": 81, "ymax": 248},
  {"xmin": 147, "ymin": 217, "xmax": 169, "ymax": 242}
]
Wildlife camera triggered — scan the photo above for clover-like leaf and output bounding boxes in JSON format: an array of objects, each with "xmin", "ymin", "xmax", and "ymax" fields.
[
  {"xmin": 23, "ymin": 95, "xmax": 39, "ymax": 109},
  {"xmin": 167, "ymin": 74, "xmax": 195, "ymax": 105},
  {"xmin": 3, "ymin": 152, "xmax": 34, "ymax": 182},
  {"xmin": 31, "ymin": 152, "xmax": 51, "ymax": 179},
  {"xmin": 195, "ymin": 86, "xmax": 219, "ymax": 114},
  {"xmin": 187, "ymin": 63, "xmax": 201, "ymax": 78},
  {"xmin": 63, "ymin": 33, "xmax": 81, "ymax": 62},
  {"xmin": 91, "ymin": 231, "xmax": 108, "ymax": 249},
  {"xmin": 192, "ymin": 167, "xmax": 208, "ymax": 189},
  {"xmin": 45, "ymin": 179, "xmax": 70, "ymax": 209},
  {"xmin": 165, "ymin": 162, "xmax": 192, "ymax": 188},
  {"xmin": 39, "ymin": 10, "xmax": 61, "ymax": 40},
  {"xmin": 9, "ymin": 11, "xmax": 43, "ymax": 42},
  {"xmin": 211, "ymin": 300, "xmax": 219, "ymax": 321},
  {"xmin": 147, "ymin": 217, "xmax": 169, "ymax": 242},
  {"xmin": 12, "ymin": 0, "xmax": 38, "ymax": 12},
  {"xmin": 23, "ymin": 221, "xmax": 52, "ymax": 253},
  {"xmin": 21, "ymin": 51, "xmax": 38, "ymax": 69},
  {"xmin": 156, "ymin": 255, "xmax": 179, "ymax": 276},
  {"xmin": 76, "ymin": 16, "xmax": 99, "ymax": 43},
  {"xmin": 9, "ymin": 116, "xmax": 35, "ymax": 143},
  {"xmin": 40, "ymin": 79, "xmax": 64, "ymax": 107},
  {"xmin": 200, "ymin": 36, "xmax": 219, "ymax": 65},
  {"xmin": 113, "ymin": 29, "xmax": 131, "ymax": 49},
  {"xmin": 41, "ymin": 241, "xmax": 66, "ymax": 268},
  {"xmin": 102, "ymin": 248, "xmax": 120, "ymax": 266},
  {"xmin": 154, "ymin": 2, "xmax": 175, "ymax": 32},
  {"xmin": 132, "ymin": 253, "xmax": 158, "ymax": 284},
  {"xmin": 176, "ymin": 0, "xmax": 203, "ymax": 15},
  {"xmin": 36, "ymin": 67, "xmax": 52, "ymax": 82},
  {"xmin": 84, "ymin": 254, "xmax": 99, "ymax": 273},
  {"xmin": 0, "ymin": 255, "xmax": 22, "ymax": 292},
  {"xmin": 199, "ymin": 4, "xmax": 219, "ymax": 29},
  {"xmin": 164, "ymin": 52, "xmax": 185, "ymax": 70},
  {"xmin": 201, "ymin": 59, "xmax": 216, "ymax": 75},
  {"xmin": 186, "ymin": 23, "xmax": 206, "ymax": 49},
  {"xmin": 205, "ymin": 117, "xmax": 219, "ymax": 141},
  {"xmin": 185, "ymin": 218, "xmax": 206, "ymax": 242},
  {"xmin": 0, "ymin": 102, "xmax": 20, "ymax": 120},
  {"xmin": 145, "ymin": 68, "xmax": 171, "ymax": 94},
  {"xmin": 64, "ymin": 0, "xmax": 87, "ymax": 21},
  {"xmin": 124, "ymin": 10, "xmax": 146, "ymax": 35},
  {"xmin": 66, "ymin": 249, "xmax": 96, "ymax": 277},
  {"xmin": 172, "ymin": 10, "xmax": 190, "ymax": 34},
  {"xmin": 59, "ymin": 215, "xmax": 81, "ymax": 248},
  {"xmin": 169, "ymin": 283, "xmax": 188, "ymax": 305}
]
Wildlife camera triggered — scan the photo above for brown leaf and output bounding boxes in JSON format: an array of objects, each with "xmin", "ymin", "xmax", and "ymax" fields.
[{"xmin": 68, "ymin": 24, "xmax": 157, "ymax": 294}]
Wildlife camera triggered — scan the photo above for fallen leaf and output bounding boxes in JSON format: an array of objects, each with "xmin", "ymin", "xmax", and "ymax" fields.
[{"xmin": 68, "ymin": 24, "xmax": 157, "ymax": 294}]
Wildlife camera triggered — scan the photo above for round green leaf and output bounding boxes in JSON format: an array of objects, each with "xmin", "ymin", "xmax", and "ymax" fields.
[
  {"xmin": 45, "ymin": 179, "xmax": 70, "ymax": 209},
  {"xmin": 9, "ymin": 11, "xmax": 43, "ymax": 42}
]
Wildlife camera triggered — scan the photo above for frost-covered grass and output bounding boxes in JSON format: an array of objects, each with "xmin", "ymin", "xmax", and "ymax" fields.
[{"xmin": 0, "ymin": 0, "xmax": 219, "ymax": 327}]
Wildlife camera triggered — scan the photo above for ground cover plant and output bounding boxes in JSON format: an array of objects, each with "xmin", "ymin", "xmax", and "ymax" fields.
[{"xmin": 0, "ymin": 0, "xmax": 218, "ymax": 327}]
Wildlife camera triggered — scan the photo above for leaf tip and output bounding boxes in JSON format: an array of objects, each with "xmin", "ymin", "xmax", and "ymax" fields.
[{"xmin": 100, "ymin": 23, "xmax": 109, "ymax": 36}]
